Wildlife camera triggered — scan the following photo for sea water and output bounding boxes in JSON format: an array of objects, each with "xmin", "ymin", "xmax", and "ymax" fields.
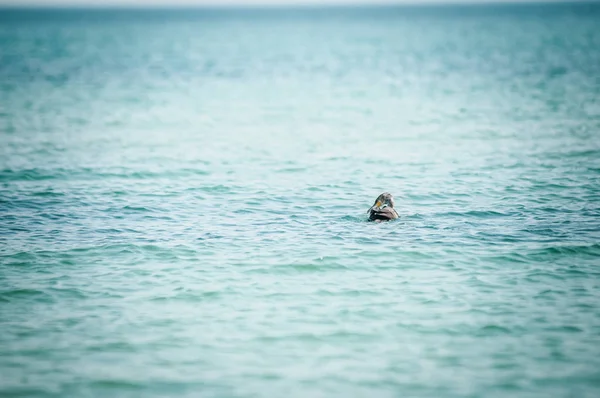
[{"xmin": 1, "ymin": 3, "xmax": 600, "ymax": 397}]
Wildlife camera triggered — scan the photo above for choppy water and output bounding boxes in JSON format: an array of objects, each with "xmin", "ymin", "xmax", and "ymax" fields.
[{"xmin": 2, "ymin": 3, "xmax": 600, "ymax": 397}]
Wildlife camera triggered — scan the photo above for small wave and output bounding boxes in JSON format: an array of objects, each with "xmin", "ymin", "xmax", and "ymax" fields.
[
  {"xmin": 478, "ymin": 325, "xmax": 511, "ymax": 335},
  {"xmin": 525, "ymin": 271, "xmax": 565, "ymax": 281},
  {"xmin": 150, "ymin": 290, "xmax": 223, "ymax": 302},
  {"xmin": 86, "ymin": 341, "xmax": 137, "ymax": 353},
  {"xmin": 526, "ymin": 243, "xmax": 600, "ymax": 259},
  {"xmin": 0, "ymin": 167, "xmax": 210, "ymax": 182},
  {"xmin": 122, "ymin": 205, "xmax": 157, "ymax": 212},
  {"xmin": 438, "ymin": 210, "xmax": 512, "ymax": 218},
  {"xmin": 339, "ymin": 215, "xmax": 363, "ymax": 222},
  {"xmin": 545, "ymin": 148, "xmax": 600, "ymax": 160},
  {"xmin": 47, "ymin": 287, "xmax": 87, "ymax": 300},
  {"xmin": 88, "ymin": 380, "xmax": 144, "ymax": 391},
  {"xmin": 0, "ymin": 288, "xmax": 54, "ymax": 303},
  {"xmin": 0, "ymin": 168, "xmax": 59, "ymax": 182},
  {"xmin": 276, "ymin": 167, "xmax": 307, "ymax": 173},
  {"xmin": 546, "ymin": 325, "xmax": 584, "ymax": 333},
  {"xmin": 535, "ymin": 289, "xmax": 566, "ymax": 298},
  {"xmin": 29, "ymin": 190, "xmax": 66, "ymax": 197},
  {"xmin": 1, "ymin": 243, "xmax": 195, "ymax": 264}
]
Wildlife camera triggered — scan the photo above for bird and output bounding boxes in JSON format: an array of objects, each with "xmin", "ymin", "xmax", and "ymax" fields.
[{"xmin": 367, "ymin": 192, "xmax": 399, "ymax": 222}]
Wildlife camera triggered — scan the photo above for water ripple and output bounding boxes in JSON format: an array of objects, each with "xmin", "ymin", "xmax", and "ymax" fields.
[{"xmin": 2, "ymin": 4, "xmax": 600, "ymax": 398}]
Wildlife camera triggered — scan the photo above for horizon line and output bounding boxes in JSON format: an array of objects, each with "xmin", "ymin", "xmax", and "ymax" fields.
[{"xmin": 1, "ymin": 0, "xmax": 599, "ymax": 10}]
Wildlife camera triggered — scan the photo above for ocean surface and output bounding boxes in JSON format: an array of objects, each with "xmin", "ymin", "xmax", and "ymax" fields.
[{"xmin": 1, "ymin": 3, "xmax": 600, "ymax": 397}]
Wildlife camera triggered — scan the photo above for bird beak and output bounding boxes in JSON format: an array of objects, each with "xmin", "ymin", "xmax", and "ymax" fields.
[{"xmin": 368, "ymin": 200, "xmax": 383, "ymax": 213}]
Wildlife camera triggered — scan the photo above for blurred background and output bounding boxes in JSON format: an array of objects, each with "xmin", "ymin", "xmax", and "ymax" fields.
[{"xmin": 1, "ymin": 1, "xmax": 600, "ymax": 397}]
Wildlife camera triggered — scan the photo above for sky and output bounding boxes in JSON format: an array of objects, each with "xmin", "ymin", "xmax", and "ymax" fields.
[{"xmin": 0, "ymin": 0, "xmax": 584, "ymax": 7}]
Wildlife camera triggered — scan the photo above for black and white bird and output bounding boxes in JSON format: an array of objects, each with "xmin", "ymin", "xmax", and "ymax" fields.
[{"xmin": 367, "ymin": 192, "xmax": 399, "ymax": 222}]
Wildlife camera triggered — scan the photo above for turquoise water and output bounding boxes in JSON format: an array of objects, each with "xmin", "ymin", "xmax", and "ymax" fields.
[{"xmin": 2, "ymin": 3, "xmax": 600, "ymax": 397}]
